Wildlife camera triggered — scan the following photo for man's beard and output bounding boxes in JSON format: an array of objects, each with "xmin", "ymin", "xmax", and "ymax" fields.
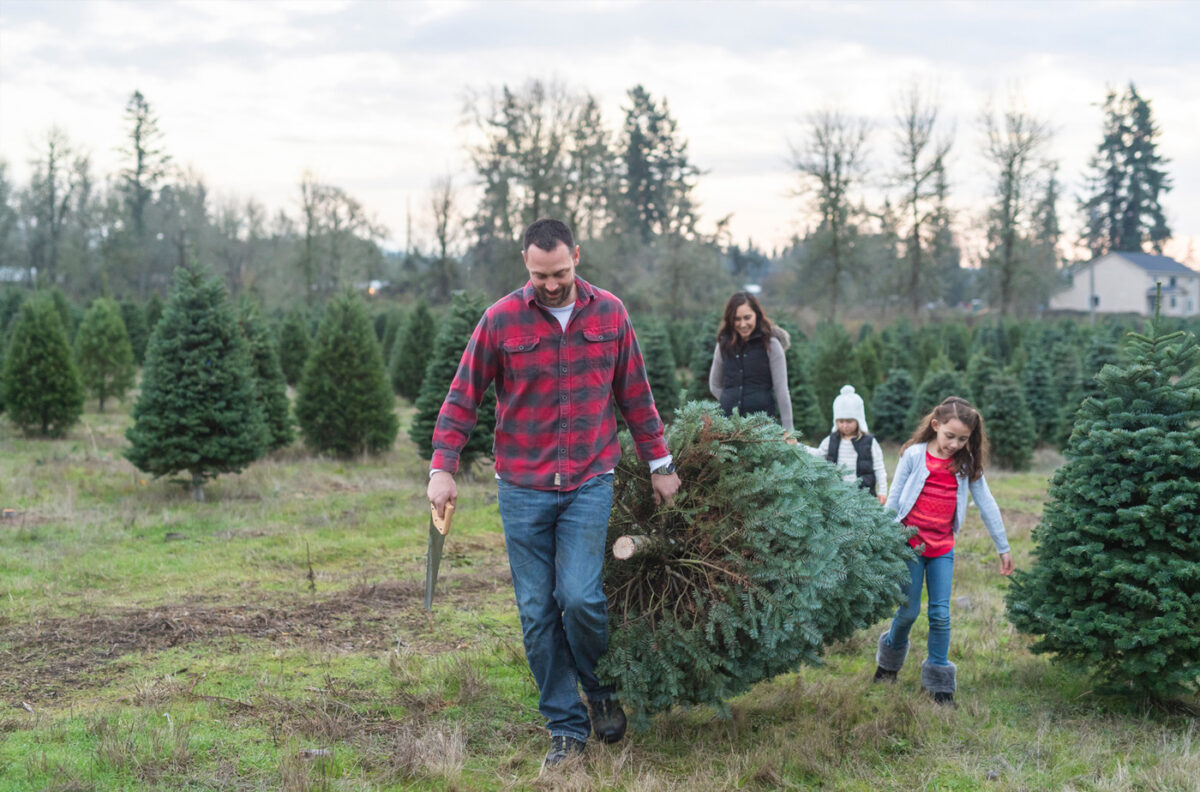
[{"xmin": 537, "ymin": 286, "xmax": 573, "ymax": 307}]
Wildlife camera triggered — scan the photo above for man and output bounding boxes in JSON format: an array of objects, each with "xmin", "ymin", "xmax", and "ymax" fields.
[{"xmin": 427, "ymin": 218, "xmax": 681, "ymax": 769}]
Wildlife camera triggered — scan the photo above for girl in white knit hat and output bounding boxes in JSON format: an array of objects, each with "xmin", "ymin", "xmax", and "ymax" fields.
[{"xmin": 809, "ymin": 385, "xmax": 888, "ymax": 505}]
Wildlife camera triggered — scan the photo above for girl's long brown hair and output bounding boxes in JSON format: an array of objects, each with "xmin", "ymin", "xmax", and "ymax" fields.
[
  {"xmin": 901, "ymin": 396, "xmax": 989, "ymax": 480},
  {"xmin": 717, "ymin": 292, "xmax": 775, "ymax": 356}
]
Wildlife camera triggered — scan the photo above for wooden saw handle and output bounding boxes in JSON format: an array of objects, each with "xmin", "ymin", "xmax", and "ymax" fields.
[{"xmin": 430, "ymin": 501, "xmax": 455, "ymax": 536}]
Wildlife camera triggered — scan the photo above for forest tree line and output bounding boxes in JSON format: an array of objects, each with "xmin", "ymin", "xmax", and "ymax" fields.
[{"xmin": 0, "ymin": 80, "xmax": 1178, "ymax": 324}]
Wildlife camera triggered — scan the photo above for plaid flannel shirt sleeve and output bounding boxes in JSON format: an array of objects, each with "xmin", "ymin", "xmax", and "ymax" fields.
[
  {"xmin": 611, "ymin": 312, "xmax": 669, "ymax": 462},
  {"xmin": 430, "ymin": 315, "xmax": 497, "ymax": 475}
]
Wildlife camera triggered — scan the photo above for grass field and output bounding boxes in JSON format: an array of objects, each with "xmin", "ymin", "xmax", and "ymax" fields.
[{"xmin": 1, "ymin": 401, "xmax": 1196, "ymax": 791}]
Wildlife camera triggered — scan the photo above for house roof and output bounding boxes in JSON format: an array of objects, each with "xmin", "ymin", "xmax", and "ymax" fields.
[{"xmin": 1109, "ymin": 252, "xmax": 1197, "ymax": 276}]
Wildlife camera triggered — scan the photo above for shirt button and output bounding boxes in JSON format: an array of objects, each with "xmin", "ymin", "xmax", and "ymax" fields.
[
  {"xmin": 560, "ymin": 448, "xmax": 566, "ymax": 455},
  {"xmin": 560, "ymin": 366, "xmax": 567, "ymax": 373},
  {"xmin": 561, "ymin": 394, "xmax": 567, "ymax": 401},
  {"xmin": 561, "ymin": 421, "xmax": 567, "ymax": 428}
]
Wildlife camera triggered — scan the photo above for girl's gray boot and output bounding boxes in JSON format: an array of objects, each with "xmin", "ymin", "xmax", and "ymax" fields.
[
  {"xmin": 873, "ymin": 631, "xmax": 908, "ymax": 683},
  {"xmin": 920, "ymin": 659, "xmax": 957, "ymax": 706}
]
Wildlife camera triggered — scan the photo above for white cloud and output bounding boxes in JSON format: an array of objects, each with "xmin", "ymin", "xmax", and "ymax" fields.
[{"xmin": 0, "ymin": 0, "xmax": 1196, "ymax": 259}]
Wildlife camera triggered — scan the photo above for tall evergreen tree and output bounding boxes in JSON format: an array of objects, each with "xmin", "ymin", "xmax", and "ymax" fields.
[
  {"xmin": 75, "ymin": 298, "xmax": 135, "ymax": 413},
  {"xmin": 278, "ymin": 307, "xmax": 311, "ymax": 386},
  {"xmin": 1, "ymin": 293, "xmax": 84, "ymax": 437},
  {"xmin": 237, "ymin": 298, "xmax": 294, "ymax": 452},
  {"xmin": 410, "ymin": 292, "xmax": 495, "ymax": 473},
  {"xmin": 295, "ymin": 290, "xmax": 397, "ymax": 458},
  {"xmin": 619, "ymin": 85, "xmax": 700, "ymax": 243},
  {"xmin": 1080, "ymin": 84, "xmax": 1172, "ymax": 256},
  {"xmin": 125, "ymin": 267, "xmax": 266, "ymax": 500},
  {"xmin": 120, "ymin": 90, "xmax": 172, "ymax": 298},
  {"xmin": 1006, "ymin": 309, "xmax": 1200, "ymax": 699},
  {"xmin": 390, "ymin": 300, "xmax": 435, "ymax": 401},
  {"xmin": 980, "ymin": 375, "xmax": 1036, "ymax": 470},
  {"xmin": 870, "ymin": 367, "xmax": 915, "ymax": 443}
]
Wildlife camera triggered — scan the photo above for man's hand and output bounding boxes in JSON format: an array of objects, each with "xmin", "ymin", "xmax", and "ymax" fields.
[
  {"xmin": 428, "ymin": 471, "xmax": 457, "ymax": 519},
  {"xmin": 999, "ymin": 552, "xmax": 1014, "ymax": 576},
  {"xmin": 651, "ymin": 471, "xmax": 681, "ymax": 507}
]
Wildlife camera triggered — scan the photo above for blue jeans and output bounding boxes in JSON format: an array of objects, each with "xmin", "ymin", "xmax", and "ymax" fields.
[
  {"xmin": 497, "ymin": 473, "xmax": 614, "ymax": 742},
  {"xmin": 886, "ymin": 551, "xmax": 954, "ymax": 666}
]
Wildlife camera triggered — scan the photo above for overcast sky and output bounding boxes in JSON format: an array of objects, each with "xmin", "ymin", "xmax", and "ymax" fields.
[{"xmin": 1, "ymin": 0, "xmax": 1197, "ymax": 266}]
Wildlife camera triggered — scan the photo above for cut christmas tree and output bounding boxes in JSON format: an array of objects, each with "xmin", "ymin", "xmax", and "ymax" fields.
[{"xmin": 598, "ymin": 403, "xmax": 912, "ymax": 726}]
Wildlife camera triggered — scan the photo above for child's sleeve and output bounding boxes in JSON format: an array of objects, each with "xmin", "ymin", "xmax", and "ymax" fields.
[
  {"xmin": 871, "ymin": 438, "xmax": 888, "ymax": 498},
  {"xmin": 969, "ymin": 474, "xmax": 1010, "ymax": 554}
]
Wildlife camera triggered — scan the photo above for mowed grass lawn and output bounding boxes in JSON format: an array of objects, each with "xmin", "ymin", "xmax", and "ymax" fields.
[{"xmin": 1, "ymin": 401, "xmax": 1196, "ymax": 791}]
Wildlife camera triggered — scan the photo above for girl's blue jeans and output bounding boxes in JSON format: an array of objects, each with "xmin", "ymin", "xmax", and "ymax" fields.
[
  {"xmin": 497, "ymin": 473, "xmax": 614, "ymax": 743},
  {"xmin": 886, "ymin": 550, "xmax": 954, "ymax": 666}
]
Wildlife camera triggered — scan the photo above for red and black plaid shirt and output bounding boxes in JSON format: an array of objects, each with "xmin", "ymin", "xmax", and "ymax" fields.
[{"xmin": 430, "ymin": 276, "xmax": 668, "ymax": 491}]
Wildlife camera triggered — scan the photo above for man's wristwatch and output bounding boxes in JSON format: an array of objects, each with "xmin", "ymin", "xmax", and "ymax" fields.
[{"xmin": 652, "ymin": 462, "xmax": 676, "ymax": 475}]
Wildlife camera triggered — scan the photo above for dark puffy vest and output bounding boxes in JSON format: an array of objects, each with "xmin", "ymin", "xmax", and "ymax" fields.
[
  {"xmin": 719, "ymin": 333, "xmax": 776, "ymax": 419},
  {"xmin": 825, "ymin": 431, "xmax": 877, "ymax": 495}
]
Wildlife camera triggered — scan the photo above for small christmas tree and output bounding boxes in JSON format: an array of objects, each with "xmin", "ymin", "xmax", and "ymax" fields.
[
  {"xmin": 237, "ymin": 298, "xmax": 294, "ymax": 452},
  {"xmin": 979, "ymin": 375, "xmax": 1036, "ymax": 470},
  {"xmin": 389, "ymin": 300, "xmax": 435, "ymax": 401},
  {"xmin": 638, "ymin": 319, "xmax": 679, "ymax": 422},
  {"xmin": 75, "ymin": 297, "xmax": 136, "ymax": 413},
  {"xmin": 125, "ymin": 267, "xmax": 267, "ymax": 500},
  {"xmin": 1, "ymin": 293, "xmax": 84, "ymax": 436},
  {"xmin": 870, "ymin": 367, "xmax": 915, "ymax": 442},
  {"xmin": 597, "ymin": 404, "xmax": 911, "ymax": 725},
  {"xmin": 380, "ymin": 307, "xmax": 405, "ymax": 363},
  {"xmin": 1021, "ymin": 350, "xmax": 1056, "ymax": 439},
  {"xmin": 1007, "ymin": 303, "xmax": 1200, "ymax": 699},
  {"xmin": 295, "ymin": 290, "xmax": 398, "ymax": 457},
  {"xmin": 144, "ymin": 292, "xmax": 165, "ymax": 334},
  {"xmin": 119, "ymin": 299, "xmax": 150, "ymax": 365},
  {"xmin": 811, "ymin": 323, "xmax": 862, "ymax": 426},
  {"xmin": 685, "ymin": 332, "xmax": 716, "ymax": 403},
  {"xmin": 278, "ymin": 308, "xmax": 311, "ymax": 386},
  {"xmin": 410, "ymin": 292, "xmax": 495, "ymax": 473},
  {"xmin": 784, "ymin": 337, "xmax": 826, "ymax": 442},
  {"xmin": 906, "ymin": 362, "xmax": 967, "ymax": 428},
  {"xmin": 965, "ymin": 349, "xmax": 1001, "ymax": 406}
]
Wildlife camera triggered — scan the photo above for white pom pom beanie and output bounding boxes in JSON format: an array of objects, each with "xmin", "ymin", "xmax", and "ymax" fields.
[{"xmin": 831, "ymin": 384, "xmax": 868, "ymax": 434}]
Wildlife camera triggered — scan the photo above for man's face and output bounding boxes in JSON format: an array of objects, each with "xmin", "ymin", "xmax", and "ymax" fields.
[{"xmin": 523, "ymin": 241, "xmax": 579, "ymax": 308}]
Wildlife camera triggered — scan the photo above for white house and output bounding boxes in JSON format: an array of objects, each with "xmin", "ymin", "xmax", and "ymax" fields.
[{"xmin": 1050, "ymin": 252, "xmax": 1199, "ymax": 317}]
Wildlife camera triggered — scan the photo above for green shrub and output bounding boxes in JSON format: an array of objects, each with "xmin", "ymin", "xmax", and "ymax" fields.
[{"xmin": 1, "ymin": 292, "xmax": 84, "ymax": 436}]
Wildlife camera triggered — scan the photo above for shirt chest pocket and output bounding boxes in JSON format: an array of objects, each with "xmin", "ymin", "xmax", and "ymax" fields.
[
  {"xmin": 502, "ymin": 336, "xmax": 543, "ymax": 379},
  {"xmin": 581, "ymin": 326, "xmax": 618, "ymax": 374}
]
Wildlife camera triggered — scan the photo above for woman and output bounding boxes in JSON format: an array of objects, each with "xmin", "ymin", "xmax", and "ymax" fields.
[{"xmin": 708, "ymin": 292, "xmax": 793, "ymax": 435}]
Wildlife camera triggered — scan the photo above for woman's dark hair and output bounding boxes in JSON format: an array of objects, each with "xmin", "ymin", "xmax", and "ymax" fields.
[
  {"xmin": 902, "ymin": 395, "xmax": 989, "ymax": 480},
  {"xmin": 717, "ymin": 292, "xmax": 774, "ymax": 355}
]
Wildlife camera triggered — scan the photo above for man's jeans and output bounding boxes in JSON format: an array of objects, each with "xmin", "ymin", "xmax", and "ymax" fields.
[
  {"xmin": 885, "ymin": 550, "xmax": 955, "ymax": 666},
  {"xmin": 497, "ymin": 473, "xmax": 613, "ymax": 742}
]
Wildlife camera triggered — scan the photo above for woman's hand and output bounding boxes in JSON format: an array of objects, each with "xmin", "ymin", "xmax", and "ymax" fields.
[
  {"xmin": 999, "ymin": 552, "xmax": 1014, "ymax": 576},
  {"xmin": 877, "ymin": 494, "xmax": 887, "ymax": 506}
]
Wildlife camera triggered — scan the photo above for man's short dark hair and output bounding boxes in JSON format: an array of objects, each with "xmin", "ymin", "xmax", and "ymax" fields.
[{"xmin": 523, "ymin": 218, "xmax": 574, "ymax": 253}]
